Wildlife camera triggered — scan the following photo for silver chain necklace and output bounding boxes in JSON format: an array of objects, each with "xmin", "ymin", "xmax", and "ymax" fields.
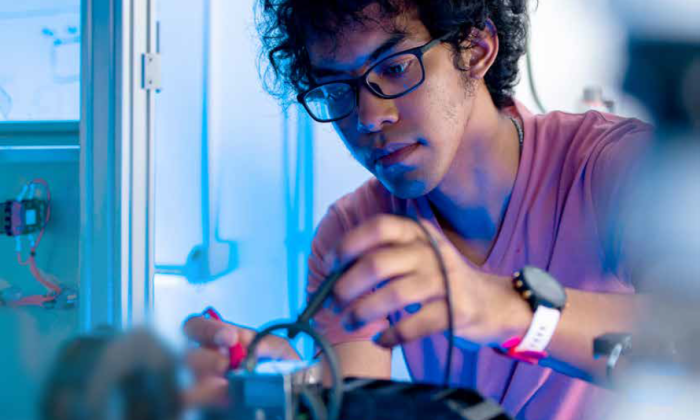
[{"xmin": 508, "ymin": 116, "xmax": 524, "ymax": 156}]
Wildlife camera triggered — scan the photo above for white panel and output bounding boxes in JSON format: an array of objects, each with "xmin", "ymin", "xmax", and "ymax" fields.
[
  {"xmin": 154, "ymin": 0, "xmax": 204, "ymax": 266},
  {"xmin": 154, "ymin": 0, "xmax": 290, "ymax": 342},
  {"xmin": 202, "ymin": 0, "xmax": 289, "ymax": 326}
]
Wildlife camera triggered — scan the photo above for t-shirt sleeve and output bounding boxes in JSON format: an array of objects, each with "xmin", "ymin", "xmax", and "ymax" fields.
[
  {"xmin": 589, "ymin": 119, "xmax": 653, "ymax": 287},
  {"xmin": 307, "ymin": 204, "xmax": 390, "ymax": 346}
]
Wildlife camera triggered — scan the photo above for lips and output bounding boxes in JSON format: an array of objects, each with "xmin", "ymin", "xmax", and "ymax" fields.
[{"xmin": 372, "ymin": 143, "xmax": 421, "ymax": 167}]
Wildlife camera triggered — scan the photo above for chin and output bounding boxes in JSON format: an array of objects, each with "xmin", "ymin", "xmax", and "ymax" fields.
[{"xmin": 379, "ymin": 176, "xmax": 432, "ymax": 199}]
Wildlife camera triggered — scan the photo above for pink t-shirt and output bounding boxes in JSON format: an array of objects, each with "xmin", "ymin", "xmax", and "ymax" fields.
[{"xmin": 307, "ymin": 101, "xmax": 652, "ymax": 420}]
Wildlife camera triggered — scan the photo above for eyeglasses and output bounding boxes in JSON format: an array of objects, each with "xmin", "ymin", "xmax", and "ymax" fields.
[{"xmin": 298, "ymin": 33, "xmax": 452, "ymax": 123}]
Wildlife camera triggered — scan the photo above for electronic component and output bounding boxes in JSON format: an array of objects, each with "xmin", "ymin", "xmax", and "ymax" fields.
[
  {"xmin": 332, "ymin": 378, "xmax": 511, "ymax": 420},
  {"xmin": 40, "ymin": 327, "xmax": 512, "ymax": 420},
  {"xmin": 218, "ymin": 216, "xmax": 458, "ymax": 420},
  {"xmin": 42, "ymin": 287, "xmax": 79, "ymax": 310},
  {"xmin": 211, "ymin": 371, "xmax": 512, "ymax": 420},
  {"xmin": 2, "ymin": 198, "xmax": 48, "ymax": 237},
  {"xmin": 594, "ymin": 333, "xmax": 633, "ymax": 383},
  {"xmin": 218, "ymin": 360, "xmax": 322, "ymax": 420},
  {"xmin": 1, "ymin": 179, "xmax": 76, "ymax": 309}
]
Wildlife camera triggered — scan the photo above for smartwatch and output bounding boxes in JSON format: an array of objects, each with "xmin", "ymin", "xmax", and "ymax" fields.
[{"xmin": 500, "ymin": 266, "xmax": 567, "ymax": 364}]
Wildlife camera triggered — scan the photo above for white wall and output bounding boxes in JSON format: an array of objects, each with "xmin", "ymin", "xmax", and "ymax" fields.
[
  {"xmin": 0, "ymin": 0, "xmax": 80, "ymax": 121},
  {"xmin": 516, "ymin": 0, "xmax": 649, "ymax": 119}
]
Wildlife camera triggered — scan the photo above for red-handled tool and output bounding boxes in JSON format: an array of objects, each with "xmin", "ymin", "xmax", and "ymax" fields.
[{"xmin": 203, "ymin": 307, "xmax": 248, "ymax": 370}]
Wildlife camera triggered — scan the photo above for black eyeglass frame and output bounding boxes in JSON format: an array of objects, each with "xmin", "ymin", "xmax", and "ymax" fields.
[{"xmin": 297, "ymin": 33, "xmax": 453, "ymax": 123}]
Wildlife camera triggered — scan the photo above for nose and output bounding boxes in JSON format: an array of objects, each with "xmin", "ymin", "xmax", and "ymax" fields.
[{"xmin": 356, "ymin": 84, "xmax": 399, "ymax": 134}]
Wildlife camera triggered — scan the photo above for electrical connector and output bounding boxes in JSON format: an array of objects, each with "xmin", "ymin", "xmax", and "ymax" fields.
[
  {"xmin": 2, "ymin": 198, "xmax": 49, "ymax": 237},
  {"xmin": 42, "ymin": 287, "xmax": 79, "ymax": 310}
]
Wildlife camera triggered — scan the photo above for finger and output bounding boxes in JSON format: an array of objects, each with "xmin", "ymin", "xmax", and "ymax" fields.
[
  {"xmin": 183, "ymin": 315, "xmax": 300, "ymax": 361},
  {"xmin": 330, "ymin": 215, "xmax": 426, "ymax": 267},
  {"xmin": 186, "ymin": 347, "xmax": 230, "ymax": 379},
  {"xmin": 333, "ymin": 242, "xmax": 427, "ymax": 306},
  {"xmin": 254, "ymin": 334, "xmax": 302, "ymax": 361},
  {"xmin": 182, "ymin": 376, "xmax": 229, "ymax": 408},
  {"xmin": 183, "ymin": 315, "xmax": 241, "ymax": 348},
  {"xmin": 413, "ymin": 217, "xmax": 444, "ymax": 245},
  {"xmin": 373, "ymin": 299, "xmax": 449, "ymax": 348},
  {"xmin": 344, "ymin": 273, "xmax": 444, "ymax": 330}
]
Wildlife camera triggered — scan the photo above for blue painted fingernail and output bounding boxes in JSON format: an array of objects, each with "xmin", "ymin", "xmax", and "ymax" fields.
[
  {"xmin": 405, "ymin": 303, "xmax": 422, "ymax": 314},
  {"xmin": 343, "ymin": 314, "xmax": 365, "ymax": 331},
  {"xmin": 372, "ymin": 332, "xmax": 383, "ymax": 343}
]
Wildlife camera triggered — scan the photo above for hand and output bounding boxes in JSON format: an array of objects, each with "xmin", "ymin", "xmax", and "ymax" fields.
[
  {"xmin": 182, "ymin": 313, "xmax": 301, "ymax": 407},
  {"xmin": 327, "ymin": 215, "xmax": 531, "ymax": 349}
]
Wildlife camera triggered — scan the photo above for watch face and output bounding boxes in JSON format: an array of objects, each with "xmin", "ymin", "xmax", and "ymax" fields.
[{"xmin": 522, "ymin": 267, "xmax": 567, "ymax": 309}]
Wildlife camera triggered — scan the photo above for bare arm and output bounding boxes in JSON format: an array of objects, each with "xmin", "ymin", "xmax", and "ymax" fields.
[
  {"xmin": 502, "ymin": 281, "xmax": 650, "ymax": 384},
  {"xmin": 322, "ymin": 341, "xmax": 392, "ymax": 385}
]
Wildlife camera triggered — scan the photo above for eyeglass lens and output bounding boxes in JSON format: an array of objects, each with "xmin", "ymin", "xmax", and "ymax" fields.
[{"xmin": 304, "ymin": 53, "xmax": 423, "ymax": 121}]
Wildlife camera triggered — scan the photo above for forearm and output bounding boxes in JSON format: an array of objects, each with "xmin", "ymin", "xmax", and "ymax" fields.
[
  {"xmin": 511, "ymin": 288, "xmax": 650, "ymax": 384},
  {"xmin": 321, "ymin": 341, "xmax": 392, "ymax": 386}
]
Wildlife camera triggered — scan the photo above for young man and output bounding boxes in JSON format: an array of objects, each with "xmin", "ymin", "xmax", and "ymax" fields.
[{"xmin": 184, "ymin": 1, "xmax": 652, "ymax": 418}]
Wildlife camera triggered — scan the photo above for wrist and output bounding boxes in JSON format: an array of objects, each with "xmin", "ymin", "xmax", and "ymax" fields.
[
  {"xmin": 496, "ymin": 267, "xmax": 567, "ymax": 363},
  {"xmin": 501, "ymin": 280, "xmax": 534, "ymax": 342},
  {"xmin": 490, "ymin": 273, "xmax": 533, "ymax": 343}
]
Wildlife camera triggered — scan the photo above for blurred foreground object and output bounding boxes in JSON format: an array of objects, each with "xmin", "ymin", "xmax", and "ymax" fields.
[
  {"xmin": 612, "ymin": 0, "xmax": 700, "ymax": 369},
  {"xmin": 40, "ymin": 328, "xmax": 182, "ymax": 420},
  {"xmin": 41, "ymin": 326, "xmax": 511, "ymax": 420},
  {"xmin": 601, "ymin": 1, "xmax": 699, "ymax": 418},
  {"xmin": 614, "ymin": 0, "xmax": 700, "ymax": 131}
]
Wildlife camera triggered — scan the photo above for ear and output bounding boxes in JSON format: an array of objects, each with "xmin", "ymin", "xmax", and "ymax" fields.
[{"xmin": 462, "ymin": 19, "xmax": 499, "ymax": 80}]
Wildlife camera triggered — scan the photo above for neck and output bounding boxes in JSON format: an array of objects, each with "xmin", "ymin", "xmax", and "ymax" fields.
[{"xmin": 427, "ymin": 87, "xmax": 521, "ymax": 265}]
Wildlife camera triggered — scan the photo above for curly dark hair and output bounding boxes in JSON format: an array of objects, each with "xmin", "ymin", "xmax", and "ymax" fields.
[{"xmin": 256, "ymin": 0, "xmax": 529, "ymax": 109}]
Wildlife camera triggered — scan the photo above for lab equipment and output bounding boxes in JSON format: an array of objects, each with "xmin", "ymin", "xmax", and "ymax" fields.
[
  {"xmin": 0, "ymin": 179, "xmax": 75, "ymax": 308},
  {"xmin": 42, "ymin": 328, "xmax": 511, "ymax": 420}
]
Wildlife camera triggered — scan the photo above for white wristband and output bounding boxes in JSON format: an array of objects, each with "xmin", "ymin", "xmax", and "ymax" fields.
[{"xmin": 515, "ymin": 305, "xmax": 561, "ymax": 353}]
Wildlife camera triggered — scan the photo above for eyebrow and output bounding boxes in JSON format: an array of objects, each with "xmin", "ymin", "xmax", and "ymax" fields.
[{"xmin": 310, "ymin": 33, "xmax": 407, "ymax": 79}]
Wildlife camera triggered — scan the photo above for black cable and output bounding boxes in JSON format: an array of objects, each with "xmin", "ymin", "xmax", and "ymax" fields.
[
  {"xmin": 286, "ymin": 215, "xmax": 453, "ymax": 389},
  {"xmin": 412, "ymin": 218, "xmax": 454, "ymax": 387},
  {"xmin": 294, "ymin": 259, "xmax": 357, "ymax": 328},
  {"xmin": 498, "ymin": 360, "xmax": 518, "ymax": 407},
  {"xmin": 242, "ymin": 322, "xmax": 343, "ymax": 420}
]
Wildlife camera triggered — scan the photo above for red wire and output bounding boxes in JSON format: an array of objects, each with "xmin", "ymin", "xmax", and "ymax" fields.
[
  {"xmin": 29, "ymin": 255, "xmax": 61, "ymax": 294},
  {"xmin": 13, "ymin": 179, "xmax": 61, "ymax": 298},
  {"xmin": 17, "ymin": 252, "xmax": 29, "ymax": 266},
  {"xmin": 10, "ymin": 294, "xmax": 55, "ymax": 308},
  {"xmin": 30, "ymin": 178, "xmax": 51, "ymax": 251},
  {"xmin": 28, "ymin": 179, "xmax": 60, "ymax": 293}
]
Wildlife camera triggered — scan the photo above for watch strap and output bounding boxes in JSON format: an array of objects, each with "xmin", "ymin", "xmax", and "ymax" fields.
[{"xmin": 499, "ymin": 305, "xmax": 561, "ymax": 364}]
